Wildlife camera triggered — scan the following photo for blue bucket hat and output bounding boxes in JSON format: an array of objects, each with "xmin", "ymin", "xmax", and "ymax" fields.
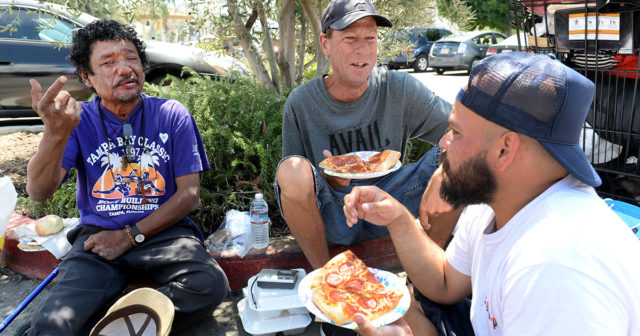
[
  {"xmin": 321, "ymin": 0, "xmax": 392, "ymax": 33},
  {"xmin": 456, "ymin": 52, "xmax": 601, "ymax": 187}
]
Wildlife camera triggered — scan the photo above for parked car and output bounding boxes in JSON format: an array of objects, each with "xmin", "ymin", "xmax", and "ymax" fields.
[
  {"xmin": 0, "ymin": 0, "xmax": 249, "ymax": 120},
  {"xmin": 381, "ymin": 27, "xmax": 452, "ymax": 72},
  {"xmin": 485, "ymin": 33, "xmax": 530, "ymax": 56},
  {"xmin": 428, "ymin": 31, "xmax": 507, "ymax": 75}
]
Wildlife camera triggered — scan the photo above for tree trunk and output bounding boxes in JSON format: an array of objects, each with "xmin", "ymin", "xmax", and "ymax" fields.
[
  {"xmin": 300, "ymin": 0, "xmax": 330, "ymax": 76},
  {"xmin": 296, "ymin": 6, "xmax": 307, "ymax": 85},
  {"xmin": 227, "ymin": 0, "xmax": 277, "ymax": 93},
  {"xmin": 277, "ymin": 0, "xmax": 296, "ymax": 89},
  {"xmin": 257, "ymin": 0, "xmax": 281, "ymax": 93}
]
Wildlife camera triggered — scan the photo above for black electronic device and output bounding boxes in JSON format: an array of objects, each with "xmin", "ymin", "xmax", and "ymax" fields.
[{"xmin": 256, "ymin": 269, "xmax": 299, "ymax": 289}]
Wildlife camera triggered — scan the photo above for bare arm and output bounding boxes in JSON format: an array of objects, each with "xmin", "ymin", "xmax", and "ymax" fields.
[
  {"xmin": 84, "ymin": 172, "xmax": 202, "ymax": 260},
  {"xmin": 26, "ymin": 77, "xmax": 81, "ymax": 201},
  {"xmin": 344, "ymin": 186, "xmax": 471, "ymax": 304},
  {"xmin": 419, "ymin": 166, "xmax": 462, "ymax": 248}
]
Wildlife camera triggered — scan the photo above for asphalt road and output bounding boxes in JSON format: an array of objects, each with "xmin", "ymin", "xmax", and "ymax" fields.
[{"xmin": 0, "ymin": 68, "xmax": 468, "ymax": 336}]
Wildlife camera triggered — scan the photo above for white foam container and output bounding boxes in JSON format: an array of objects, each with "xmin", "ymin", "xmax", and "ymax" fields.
[
  {"xmin": 242, "ymin": 268, "xmax": 309, "ymax": 319},
  {"xmin": 237, "ymin": 298, "xmax": 312, "ymax": 336}
]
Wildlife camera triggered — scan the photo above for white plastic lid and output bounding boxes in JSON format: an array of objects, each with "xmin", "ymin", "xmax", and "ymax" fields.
[{"xmin": 255, "ymin": 193, "xmax": 264, "ymax": 199}]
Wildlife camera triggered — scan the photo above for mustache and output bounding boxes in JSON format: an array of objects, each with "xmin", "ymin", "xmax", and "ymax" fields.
[{"xmin": 114, "ymin": 75, "xmax": 138, "ymax": 88}]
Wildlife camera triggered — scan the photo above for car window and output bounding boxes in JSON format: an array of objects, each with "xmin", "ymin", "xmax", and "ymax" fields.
[
  {"xmin": 494, "ymin": 34, "xmax": 505, "ymax": 44},
  {"xmin": 0, "ymin": 7, "xmax": 78, "ymax": 43},
  {"xmin": 474, "ymin": 34, "xmax": 494, "ymax": 45},
  {"xmin": 440, "ymin": 30, "xmax": 452, "ymax": 39},
  {"xmin": 426, "ymin": 29, "xmax": 441, "ymax": 41}
]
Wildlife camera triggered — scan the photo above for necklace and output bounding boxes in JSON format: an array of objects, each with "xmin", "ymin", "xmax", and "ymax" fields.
[{"xmin": 98, "ymin": 96, "xmax": 155, "ymax": 204}]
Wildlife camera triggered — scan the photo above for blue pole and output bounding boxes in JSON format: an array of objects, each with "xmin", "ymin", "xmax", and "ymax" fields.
[{"xmin": 0, "ymin": 266, "xmax": 59, "ymax": 333}]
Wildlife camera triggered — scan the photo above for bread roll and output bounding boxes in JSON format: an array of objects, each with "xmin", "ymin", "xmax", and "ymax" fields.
[{"xmin": 35, "ymin": 215, "xmax": 64, "ymax": 236}]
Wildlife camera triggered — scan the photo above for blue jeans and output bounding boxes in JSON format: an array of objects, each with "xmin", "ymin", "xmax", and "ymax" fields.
[{"xmin": 274, "ymin": 146, "xmax": 441, "ymax": 246}]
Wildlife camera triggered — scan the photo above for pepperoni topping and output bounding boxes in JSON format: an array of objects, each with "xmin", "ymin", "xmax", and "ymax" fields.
[
  {"xmin": 342, "ymin": 302, "xmax": 358, "ymax": 318},
  {"xmin": 365, "ymin": 272, "xmax": 379, "ymax": 283},
  {"xmin": 358, "ymin": 296, "xmax": 378, "ymax": 309},
  {"xmin": 339, "ymin": 262, "xmax": 356, "ymax": 275},
  {"xmin": 345, "ymin": 279, "xmax": 364, "ymax": 291},
  {"xmin": 324, "ymin": 272, "xmax": 344, "ymax": 287},
  {"xmin": 330, "ymin": 289, "xmax": 349, "ymax": 302}
]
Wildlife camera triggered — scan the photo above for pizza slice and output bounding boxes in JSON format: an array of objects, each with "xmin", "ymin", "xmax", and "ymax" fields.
[
  {"xmin": 311, "ymin": 250, "xmax": 384, "ymax": 294},
  {"xmin": 365, "ymin": 149, "xmax": 401, "ymax": 172},
  {"xmin": 312, "ymin": 284, "xmax": 402, "ymax": 326},
  {"xmin": 319, "ymin": 154, "xmax": 370, "ymax": 174},
  {"xmin": 310, "ymin": 250, "xmax": 402, "ymax": 326}
]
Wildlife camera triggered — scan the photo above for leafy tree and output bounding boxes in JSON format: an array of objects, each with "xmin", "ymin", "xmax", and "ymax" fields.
[
  {"xmin": 184, "ymin": 0, "xmax": 474, "ymax": 93},
  {"xmin": 438, "ymin": 0, "xmax": 509, "ymax": 33}
]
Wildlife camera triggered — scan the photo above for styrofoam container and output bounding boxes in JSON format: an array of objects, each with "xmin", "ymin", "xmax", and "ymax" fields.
[
  {"xmin": 243, "ymin": 268, "xmax": 309, "ymax": 319},
  {"xmin": 237, "ymin": 298, "xmax": 312, "ymax": 336}
]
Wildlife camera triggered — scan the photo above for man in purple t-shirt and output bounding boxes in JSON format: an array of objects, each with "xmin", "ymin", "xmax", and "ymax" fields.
[{"xmin": 25, "ymin": 19, "xmax": 229, "ymax": 335}]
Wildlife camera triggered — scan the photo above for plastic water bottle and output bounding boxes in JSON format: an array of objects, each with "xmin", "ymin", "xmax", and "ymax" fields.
[{"xmin": 250, "ymin": 193, "xmax": 270, "ymax": 248}]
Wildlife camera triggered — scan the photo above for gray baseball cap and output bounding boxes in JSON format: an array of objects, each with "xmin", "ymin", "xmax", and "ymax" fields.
[{"xmin": 321, "ymin": 0, "xmax": 392, "ymax": 33}]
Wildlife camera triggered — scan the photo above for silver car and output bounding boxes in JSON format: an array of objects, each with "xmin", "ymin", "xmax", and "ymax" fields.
[{"xmin": 429, "ymin": 31, "xmax": 507, "ymax": 75}]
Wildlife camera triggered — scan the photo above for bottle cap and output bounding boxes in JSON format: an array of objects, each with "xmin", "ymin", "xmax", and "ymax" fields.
[{"xmin": 256, "ymin": 193, "xmax": 264, "ymax": 199}]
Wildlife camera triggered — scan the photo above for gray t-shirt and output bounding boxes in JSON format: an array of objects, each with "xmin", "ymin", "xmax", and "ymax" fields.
[{"xmin": 281, "ymin": 66, "xmax": 451, "ymax": 165}]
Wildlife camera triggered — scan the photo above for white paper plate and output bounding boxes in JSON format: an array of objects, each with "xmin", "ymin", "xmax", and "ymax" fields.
[
  {"xmin": 297, "ymin": 267, "xmax": 410, "ymax": 329},
  {"xmin": 322, "ymin": 151, "xmax": 402, "ymax": 180}
]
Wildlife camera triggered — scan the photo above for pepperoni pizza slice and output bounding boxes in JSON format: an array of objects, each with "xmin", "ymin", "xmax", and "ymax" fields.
[
  {"xmin": 311, "ymin": 285, "xmax": 401, "ymax": 326},
  {"xmin": 318, "ymin": 154, "xmax": 370, "ymax": 174},
  {"xmin": 366, "ymin": 149, "xmax": 401, "ymax": 172},
  {"xmin": 310, "ymin": 250, "xmax": 402, "ymax": 326},
  {"xmin": 318, "ymin": 150, "xmax": 400, "ymax": 175}
]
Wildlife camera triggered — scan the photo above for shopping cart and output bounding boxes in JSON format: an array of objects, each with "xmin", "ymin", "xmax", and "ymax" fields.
[{"xmin": 508, "ymin": 0, "xmax": 640, "ymax": 203}]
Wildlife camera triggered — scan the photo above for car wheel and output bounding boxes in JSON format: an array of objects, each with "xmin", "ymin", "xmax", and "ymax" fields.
[
  {"xmin": 468, "ymin": 58, "xmax": 481, "ymax": 74},
  {"xmin": 413, "ymin": 54, "xmax": 428, "ymax": 72},
  {"xmin": 435, "ymin": 68, "xmax": 445, "ymax": 75}
]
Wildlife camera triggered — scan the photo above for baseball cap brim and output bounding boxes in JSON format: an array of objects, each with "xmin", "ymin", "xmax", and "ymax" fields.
[
  {"xmin": 329, "ymin": 11, "xmax": 392, "ymax": 31},
  {"xmin": 90, "ymin": 288, "xmax": 174, "ymax": 336},
  {"xmin": 539, "ymin": 140, "xmax": 602, "ymax": 187}
]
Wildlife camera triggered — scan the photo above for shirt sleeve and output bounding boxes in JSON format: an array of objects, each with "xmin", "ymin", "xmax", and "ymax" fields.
[
  {"xmin": 60, "ymin": 127, "xmax": 80, "ymax": 183},
  {"xmin": 169, "ymin": 102, "xmax": 210, "ymax": 177},
  {"xmin": 445, "ymin": 205, "xmax": 478, "ymax": 277},
  {"xmin": 281, "ymin": 97, "xmax": 305, "ymax": 158},
  {"xmin": 404, "ymin": 74, "xmax": 451, "ymax": 144}
]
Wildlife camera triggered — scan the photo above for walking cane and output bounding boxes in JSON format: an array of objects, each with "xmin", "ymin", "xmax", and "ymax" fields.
[{"xmin": 0, "ymin": 266, "xmax": 59, "ymax": 333}]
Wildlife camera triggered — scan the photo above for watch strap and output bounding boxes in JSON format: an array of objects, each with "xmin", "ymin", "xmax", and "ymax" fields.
[{"xmin": 131, "ymin": 225, "xmax": 145, "ymax": 244}]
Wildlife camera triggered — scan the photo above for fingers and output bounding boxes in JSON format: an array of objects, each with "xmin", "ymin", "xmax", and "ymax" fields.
[
  {"xmin": 323, "ymin": 149, "xmax": 333, "ymax": 158},
  {"xmin": 354, "ymin": 314, "xmax": 375, "ymax": 335},
  {"xmin": 41, "ymin": 76, "xmax": 68, "ymax": 103},
  {"xmin": 54, "ymin": 90, "xmax": 72, "ymax": 112},
  {"xmin": 29, "ymin": 79, "xmax": 43, "ymax": 113},
  {"xmin": 83, "ymin": 236, "xmax": 95, "ymax": 251}
]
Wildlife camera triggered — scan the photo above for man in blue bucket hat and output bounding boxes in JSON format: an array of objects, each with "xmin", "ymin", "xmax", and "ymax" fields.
[{"xmin": 344, "ymin": 52, "xmax": 640, "ymax": 335}]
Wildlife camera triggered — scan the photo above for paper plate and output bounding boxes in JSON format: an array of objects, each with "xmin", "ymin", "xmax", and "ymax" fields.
[
  {"xmin": 297, "ymin": 268, "xmax": 410, "ymax": 329},
  {"xmin": 18, "ymin": 238, "xmax": 46, "ymax": 252},
  {"xmin": 323, "ymin": 151, "xmax": 402, "ymax": 180}
]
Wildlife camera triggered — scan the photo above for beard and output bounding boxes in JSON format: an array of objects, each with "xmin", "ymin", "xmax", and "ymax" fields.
[{"xmin": 440, "ymin": 150, "xmax": 497, "ymax": 209}]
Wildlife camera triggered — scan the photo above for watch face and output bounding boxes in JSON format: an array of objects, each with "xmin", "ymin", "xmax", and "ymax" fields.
[{"xmin": 135, "ymin": 234, "xmax": 145, "ymax": 243}]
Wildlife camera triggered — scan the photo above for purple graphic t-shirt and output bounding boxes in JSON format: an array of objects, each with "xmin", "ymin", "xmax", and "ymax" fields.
[{"xmin": 62, "ymin": 94, "xmax": 210, "ymax": 230}]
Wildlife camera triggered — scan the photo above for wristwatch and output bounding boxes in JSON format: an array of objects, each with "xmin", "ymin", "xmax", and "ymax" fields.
[{"xmin": 131, "ymin": 225, "xmax": 146, "ymax": 244}]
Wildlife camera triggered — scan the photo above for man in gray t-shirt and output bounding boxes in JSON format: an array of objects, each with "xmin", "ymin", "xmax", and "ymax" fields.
[{"xmin": 274, "ymin": 0, "xmax": 460, "ymax": 271}]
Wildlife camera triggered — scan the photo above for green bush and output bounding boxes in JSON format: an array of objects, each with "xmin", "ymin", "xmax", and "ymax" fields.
[{"xmin": 17, "ymin": 73, "xmax": 434, "ymax": 237}]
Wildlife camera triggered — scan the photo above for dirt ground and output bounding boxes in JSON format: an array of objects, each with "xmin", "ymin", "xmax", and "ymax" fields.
[{"xmin": 0, "ymin": 131, "xmax": 42, "ymax": 197}]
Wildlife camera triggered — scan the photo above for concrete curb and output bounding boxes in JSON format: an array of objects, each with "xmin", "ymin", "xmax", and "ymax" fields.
[{"xmin": 1, "ymin": 213, "xmax": 401, "ymax": 290}]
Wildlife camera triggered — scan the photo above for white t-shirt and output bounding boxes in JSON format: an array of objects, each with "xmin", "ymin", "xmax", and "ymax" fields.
[{"xmin": 446, "ymin": 175, "xmax": 640, "ymax": 336}]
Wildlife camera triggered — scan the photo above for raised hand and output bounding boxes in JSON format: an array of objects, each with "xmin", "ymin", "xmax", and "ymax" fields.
[
  {"xmin": 30, "ymin": 76, "xmax": 82, "ymax": 136},
  {"xmin": 322, "ymin": 149, "xmax": 351, "ymax": 188},
  {"xmin": 418, "ymin": 166, "xmax": 453, "ymax": 231},
  {"xmin": 343, "ymin": 186, "xmax": 409, "ymax": 228}
]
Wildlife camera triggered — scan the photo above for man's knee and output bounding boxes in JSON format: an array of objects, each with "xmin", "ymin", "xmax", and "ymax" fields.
[{"xmin": 276, "ymin": 157, "xmax": 315, "ymax": 196}]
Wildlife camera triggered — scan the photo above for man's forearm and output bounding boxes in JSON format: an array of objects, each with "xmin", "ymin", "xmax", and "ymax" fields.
[
  {"xmin": 387, "ymin": 209, "xmax": 460, "ymax": 303},
  {"xmin": 134, "ymin": 173, "xmax": 200, "ymax": 237}
]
